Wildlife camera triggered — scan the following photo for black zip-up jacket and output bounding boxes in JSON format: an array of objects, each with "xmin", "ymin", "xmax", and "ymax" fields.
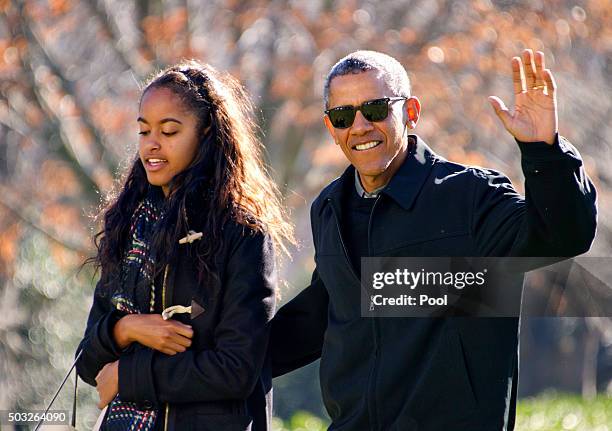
[
  {"xmin": 271, "ymin": 135, "xmax": 597, "ymax": 431},
  {"xmin": 76, "ymin": 209, "xmax": 277, "ymax": 431}
]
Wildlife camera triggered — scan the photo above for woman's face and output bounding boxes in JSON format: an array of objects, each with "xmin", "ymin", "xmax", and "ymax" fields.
[{"xmin": 138, "ymin": 86, "xmax": 200, "ymax": 197}]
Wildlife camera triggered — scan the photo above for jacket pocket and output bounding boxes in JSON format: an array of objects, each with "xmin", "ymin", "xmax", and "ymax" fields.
[{"xmin": 395, "ymin": 324, "xmax": 481, "ymax": 430}]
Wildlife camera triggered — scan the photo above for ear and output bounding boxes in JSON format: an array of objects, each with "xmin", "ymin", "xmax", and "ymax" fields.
[
  {"xmin": 323, "ymin": 115, "xmax": 339, "ymax": 145},
  {"xmin": 404, "ymin": 96, "xmax": 421, "ymax": 129}
]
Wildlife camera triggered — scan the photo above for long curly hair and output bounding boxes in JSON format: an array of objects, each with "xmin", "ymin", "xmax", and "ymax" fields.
[{"xmin": 89, "ymin": 60, "xmax": 294, "ymax": 287}]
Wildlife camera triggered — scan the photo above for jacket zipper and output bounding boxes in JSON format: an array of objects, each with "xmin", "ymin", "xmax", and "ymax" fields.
[
  {"xmin": 161, "ymin": 265, "xmax": 170, "ymax": 431},
  {"xmin": 367, "ymin": 195, "xmax": 382, "ymax": 431},
  {"xmin": 328, "ymin": 193, "xmax": 383, "ymax": 430},
  {"xmin": 327, "ymin": 198, "xmax": 360, "ymax": 283}
]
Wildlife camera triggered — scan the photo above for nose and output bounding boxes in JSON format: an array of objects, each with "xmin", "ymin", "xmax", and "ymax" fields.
[
  {"xmin": 140, "ymin": 134, "xmax": 161, "ymax": 152},
  {"xmin": 350, "ymin": 110, "xmax": 374, "ymax": 135}
]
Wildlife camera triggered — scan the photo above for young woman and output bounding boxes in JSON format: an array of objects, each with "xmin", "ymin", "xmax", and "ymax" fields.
[{"xmin": 75, "ymin": 60, "xmax": 294, "ymax": 431}]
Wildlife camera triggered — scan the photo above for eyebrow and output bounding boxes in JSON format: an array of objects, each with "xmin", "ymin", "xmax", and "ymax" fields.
[{"xmin": 137, "ymin": 117, "xmax": 183, "ymax": 125}]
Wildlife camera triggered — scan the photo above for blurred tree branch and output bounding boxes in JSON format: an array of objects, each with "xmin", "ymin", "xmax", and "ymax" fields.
[
  {"xmin": 0, "ymin": 193, "xmax": 90, "ymax": 256},
  {"xmin": 18, "ymin": 2, "xmax": 119, "ymax": 174},
  {"xmin": 83, "ymin": 0, "xmax": 151, "ymax": 77},
  {"xmin": 4, "ymin": 5, "xmax": 103, "ymax": 198}
]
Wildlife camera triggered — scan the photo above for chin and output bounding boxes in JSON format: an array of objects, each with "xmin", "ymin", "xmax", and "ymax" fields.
[
  {"xmin": 355, "ymin": 164, "xmax": 388, "ymax": 177},
  {"xmin": 145, "ymin": 176, "xmax": 167, "ymax": 187}
]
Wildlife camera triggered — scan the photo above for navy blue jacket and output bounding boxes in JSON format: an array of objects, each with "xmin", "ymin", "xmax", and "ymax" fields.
[
  {"xmin": 76, "ymin": 213, "xmax": 277, "ymax": 431},
  {"xmin": 271, "ymin": 135, "xmax": 597, "ymax": 430}
]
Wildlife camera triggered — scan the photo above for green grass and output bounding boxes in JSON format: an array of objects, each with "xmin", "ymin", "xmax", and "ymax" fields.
[
  {"xmin": 272, "ymin": 411, "xmax": 329, "ymax": 431},
  {"xmin": 515, "ymin": 392, "xmax": 612, "ymax": 430},
  {"xmin": 272, "ymin": 392, "xmax": 612, "ymax": 431}
]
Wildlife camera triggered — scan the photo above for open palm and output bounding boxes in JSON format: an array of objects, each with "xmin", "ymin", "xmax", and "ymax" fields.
[{"xmin": 489, "ymin": 49, "xmax": 558, "ymax": 145}]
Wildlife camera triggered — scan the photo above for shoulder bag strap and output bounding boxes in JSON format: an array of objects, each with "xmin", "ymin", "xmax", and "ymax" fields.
[{"xmin": 34, "ymin": 349, "xmax": 82, "ymax": 431}]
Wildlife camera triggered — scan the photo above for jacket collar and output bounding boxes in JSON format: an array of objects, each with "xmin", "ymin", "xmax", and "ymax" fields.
[{"xmin": 319, "ymin": 135, "xmax": 437, "ymax": 215}]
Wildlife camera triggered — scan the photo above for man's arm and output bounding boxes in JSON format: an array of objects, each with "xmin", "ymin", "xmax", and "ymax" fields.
[
  {"xmin": 472, "ymin": 135, "xmax": 597, "ymax": 257},
  {"xmin": 475, "ymin": 48, "xmax": 597, "ymax": 257},
  {"xmin": 270, "ymin": 268, "xmax": 329, "ymax": 377}
]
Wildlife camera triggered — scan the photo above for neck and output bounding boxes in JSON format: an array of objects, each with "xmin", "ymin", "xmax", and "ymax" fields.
[{"xmin": 358, "ymin": 174, "xmax": 390, "ymax": 193}]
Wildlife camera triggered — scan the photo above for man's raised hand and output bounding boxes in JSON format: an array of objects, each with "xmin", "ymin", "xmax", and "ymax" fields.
[{"xmin": 489, "ymin": 49, "xmax": 558, "ymax": 145}]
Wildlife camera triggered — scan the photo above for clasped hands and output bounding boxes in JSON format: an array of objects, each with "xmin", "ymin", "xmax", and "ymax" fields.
[{"xmin": 95, "ymin": 314, "xmax": 193, "ymax": 408}]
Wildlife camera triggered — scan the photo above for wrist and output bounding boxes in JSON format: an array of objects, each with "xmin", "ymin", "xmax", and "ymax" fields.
[
  {"xmin": 113, "ymin": 315, "xmax": 132, "ymax": 349},
  {"xmin": 515, "ymin": 132, "xmax": 559, "ymax": 147}
]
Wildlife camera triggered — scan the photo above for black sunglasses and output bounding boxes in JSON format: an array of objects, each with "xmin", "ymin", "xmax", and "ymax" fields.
[{"xmin": 325, "ymin": 97, "xmax": 407, "ymax": 129}]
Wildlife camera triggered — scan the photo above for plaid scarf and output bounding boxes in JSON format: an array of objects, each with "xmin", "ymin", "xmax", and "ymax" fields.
[{"xmin": 103, "ymin": 189, "xmax": 164, "ymax": 431}]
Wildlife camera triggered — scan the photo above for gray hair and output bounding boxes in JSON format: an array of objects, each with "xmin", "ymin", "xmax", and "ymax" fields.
[{"xmin": 323, "ymin": 50, "xmax": 411, "ymax": 108}]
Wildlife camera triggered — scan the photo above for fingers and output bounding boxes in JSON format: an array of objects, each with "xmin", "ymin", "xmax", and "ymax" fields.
[
  {"xmin": 158, "ymin": 326, "xmax": 192, "ymax": 353},
  {"xmin": 488, "ymin": 96, "xmax": 512, "ymax": 131},
  {"xmin": 522, "ymin": 49, "xmax": 537, "ymax": 89},
  {"xmin": 531, "ymin": 50, "xmax": 556, "ymax": 97},
  {"xmin": 543, "ymin": 68, "xmax": 557, "ymax": 97},
  {"xmin": 97, "ymin": 398, "xmax": 106, "ymax": 409},
  {"xmin": 132, "ymin": 313, "xmax": 192, "ymax": 335},
  {"xmin": 512, "ymin": 57, "xmax": 525, "ymax": 94},
  {"xmin": 163, "ymin": 320, "xmax": 193, "ymax": 347},
  {"xmin": 534, "ymin": 50, "xmax": 546, "ymax": 89},
  {"xmin": 127, "ymin": 313, "xmax": 195, "ymax": 354},
  {"xmin": 97, "ymin": 392, "xmax": 112, "ymax": 409},
  {"xmin": 169, "ymin": 320, "xmax": 194, "ymax": 339},
  {"xmin": 170, "ymin": 332, "xmax": 193, "ymax": 348},
  {"xmin": 160, "ymin": 341, "xmax": 189, "ymax": 355},
  {"xmin": 516, "ymin": 49, "xmax": 555, "ymax": 97}
]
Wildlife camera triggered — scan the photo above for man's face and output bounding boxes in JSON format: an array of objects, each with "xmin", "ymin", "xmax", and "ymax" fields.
[{"xmin": 324, "ymin": 70, "xmax": 419, "ymax": 190}]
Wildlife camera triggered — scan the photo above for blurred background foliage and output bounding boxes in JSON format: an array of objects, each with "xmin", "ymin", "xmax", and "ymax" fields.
[
  {"xmin": 0, "ymin": 0, "xmax": 610, "ymax": 429},
  {"xmin": 273, "ymin": 391, "xmax": 612, "ymax": 430}
]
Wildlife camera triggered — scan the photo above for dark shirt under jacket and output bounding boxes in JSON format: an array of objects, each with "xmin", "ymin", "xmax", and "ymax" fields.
[{"xmin": 270, "ymin": 134, "xmax": 597, "ymax": 431}]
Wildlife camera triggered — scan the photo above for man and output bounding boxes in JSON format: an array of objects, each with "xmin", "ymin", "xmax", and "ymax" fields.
[{"xmin": 271, "ymin": 50, "xmax": 597, "ymax": 430}]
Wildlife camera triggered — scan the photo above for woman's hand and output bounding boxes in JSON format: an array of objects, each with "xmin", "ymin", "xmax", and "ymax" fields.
[
  {"xmin": 113, "ymin": 314, "xmax": 193, "ymax": 355},
  {"xmin": 95, "ymin": 361, "xmax": 118, "ymax": 408}
]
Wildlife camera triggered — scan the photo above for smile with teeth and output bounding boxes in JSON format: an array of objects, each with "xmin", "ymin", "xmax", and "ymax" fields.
[
  {"xmin": 147, "ymin": 158, "xmax": 168, "ymax": 166},
  {"xmin": 354, "ymin": 141, "xmax": 382, "ymax": 151}
]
